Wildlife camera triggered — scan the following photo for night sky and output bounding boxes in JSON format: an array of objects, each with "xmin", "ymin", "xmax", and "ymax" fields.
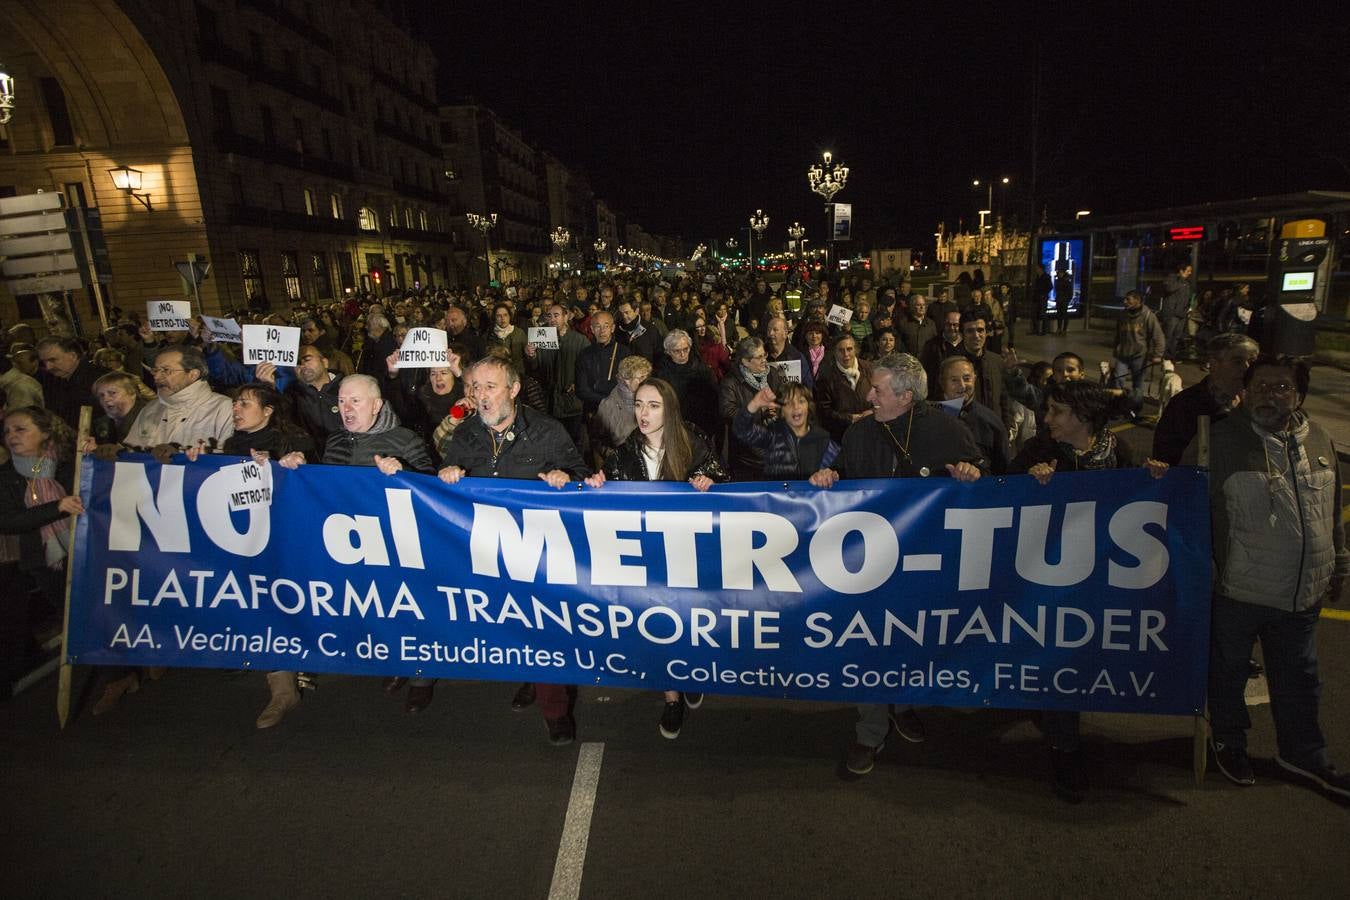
[{"xmin": 411, "ymin": 2, "xmax": 1350, "ymax": 251}]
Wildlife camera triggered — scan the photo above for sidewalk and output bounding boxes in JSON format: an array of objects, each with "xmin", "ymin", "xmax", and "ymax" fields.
[{"xmin": 1004, "ymin": 319, "xmax": 1350, "ymax": 459}]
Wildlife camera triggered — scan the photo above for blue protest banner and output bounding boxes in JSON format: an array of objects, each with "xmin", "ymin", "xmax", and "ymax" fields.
[{"xmin": 68, "ymin": 455, "xmax": 1212, "ymax": 714}]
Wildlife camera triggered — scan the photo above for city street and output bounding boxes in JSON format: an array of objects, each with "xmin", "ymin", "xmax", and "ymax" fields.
[
  {"xmin": 4, "ymin": 320, "xmax": 1349, "ymax": 899},
  {"xmin": 2, "ymin": 638, "xmax": 1348, "ymax": 899}
]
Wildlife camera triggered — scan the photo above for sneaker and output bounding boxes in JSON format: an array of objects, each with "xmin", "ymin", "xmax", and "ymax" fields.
[
  {"xmin": 659, "ymin": 701, "xmax": 684, "ymax": 739},
  {"xmin": 1212, "ymin": 741, "xmax": 1256, "ymax": 786},
  {"xmin": 682, "ymin": 691, "xmax": 704, "ymax": 709},
  {"xmin": 1051, "ymin": 747, "xmax": 1089, "ymax": 803},
  {"xmin": 546, "ymin": 714, "xmax": 576, "ymax": 746},
  {"xmin": 844, "ymin": 741, "xmax": 883, "ymax": 776},
  {"xmin": 511, "ymin": 682, "xmax": 536, "ymax": 711},
  {"xmin": 890, "ymin": 708, "xmax": 926, "ymax": 743},
  {"xmin": 1275, "ymin": 756, "xmax": 1350, "ymax": 800}
]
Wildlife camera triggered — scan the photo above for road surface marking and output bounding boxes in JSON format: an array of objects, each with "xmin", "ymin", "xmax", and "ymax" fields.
[
  {"xmin": 548, "ymin": 742, "xmax": 605, "ymax": 900},
  {"xmin": 1321, "ymin": 609, "xmax": 1350, "ymax": 622}
]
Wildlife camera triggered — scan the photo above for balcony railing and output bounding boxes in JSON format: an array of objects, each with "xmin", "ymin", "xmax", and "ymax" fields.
[
  {"xmin": 198, "ymin": 37, "xmax": 345, "ymax": 115},
  {"xmin": 371, "ymin": 69, "xmax": 439, "ymax": 113},
  {"xmin": 237, "ymin": 0, "xmax": 335, "ymax": 51},
  {"xmin": 229, "ymin": 204, "xmax": 361, "ymax": 236},
  {"xmin": 215, "ymin": 129, "xmax": 356, "ymax": 182}
]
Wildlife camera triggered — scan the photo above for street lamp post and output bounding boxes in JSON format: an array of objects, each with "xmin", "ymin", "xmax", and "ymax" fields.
[
  {"xmin": 593, "ymin": 237, "xmax": 607, "ymax": 266},
  {"xmin": 748, "ymin": 209, "xmax": 769, "ymax": 273},
  {"xmin": 787, "ymin": 221, "xmax": 805, "ymax": 263},
  {"xmin": 807, "ymin": 151, "xmax": 848, "ymax": 273},
  {"xmin": 550, "ymin": 225, "xmax": 571, "ymax": 275},
  {"xmin": 466, "ymin": 212, "xmax": 498, "ymax": 285}
]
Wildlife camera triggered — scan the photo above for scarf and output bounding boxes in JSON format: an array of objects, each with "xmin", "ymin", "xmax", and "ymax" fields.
[
  {"xmin": 740, "ymin": 365, "xmax": 768, "ymax": 391},
  {"xmin": 836, "ymin": 359, "xmax": 861, "ymax": 388},
  {"xmin": 1062, "ymin": 429, "xmax": 1118, "ymax": 471},
  {"xmin": 807, "ymin": 345, "xmax": 826, "ymax": 377},
  {"xmin": 13, "ymin": 450, "xmax": 71, "ymax": 567},
  {"xmin": 494, "ymin": 324, "xmax": 515, "ymax": 339}
]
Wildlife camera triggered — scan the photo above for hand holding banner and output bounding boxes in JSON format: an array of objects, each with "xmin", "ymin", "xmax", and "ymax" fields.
[
  {"xmin": 528, "ymin": 326, "xmax": 559, "ymax": 350},
  {"xmin": 146, "ymin": 300, "xmax": 191, "ymax": 331},
  {"xmin": 200, "ymin": 315, "xmax": 243, "ymax": 343},
  {"xmin": 397, "ymin": 328, "xmax": 449, "ymax": 368},
  {"xmin": 768, "ymin": 359, "xmax": 802, "ymax": 383},
  {"xmin": 242, "ymin": 324, "xmax": 301, "ymax": 366},
  {"xmin": 826, "ymin": 305, "xmax": 854, "ymax": 326}
]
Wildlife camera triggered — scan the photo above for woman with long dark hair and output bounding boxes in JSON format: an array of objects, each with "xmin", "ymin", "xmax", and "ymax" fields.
[
  {"xmin": 584, "ymin": 378, "xmax": 729, "ymax": 739},
  {"xmin": 0, "ymin": 407, "xmax": 83, "ymax": 690}
]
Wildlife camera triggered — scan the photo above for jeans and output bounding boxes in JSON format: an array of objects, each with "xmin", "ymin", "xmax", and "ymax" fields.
[
  {"xmin": 1112, "ymin": 356, "xmax": 1147, "ymax": 392},
  {"xmin": 1209, "ymin": 595, "xmax": 1328, "ymax": 769}
]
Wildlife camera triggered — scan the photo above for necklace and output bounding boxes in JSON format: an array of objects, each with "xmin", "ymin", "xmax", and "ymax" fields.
[
  {"xmin": 879, "ymin": 412, "xmax": 916, "ymax": 475},
  {"xmin": 489, "ymin": 428, "xmax": 510, "ymax": 461},
  {"xmin": 27, "ymin": 459, "xmax": 43, "ymax": 502}
]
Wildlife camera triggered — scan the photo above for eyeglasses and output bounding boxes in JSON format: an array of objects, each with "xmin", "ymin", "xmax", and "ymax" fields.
[
  {"xmin": 1249, "ymin": 380, "xmax": 1296, "ymax": 395},
  {"xmin": 151, "ymin": 366, "xmax": 186, "ymax": 376}
]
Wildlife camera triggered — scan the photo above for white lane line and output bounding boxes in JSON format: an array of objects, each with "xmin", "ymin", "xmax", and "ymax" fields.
[{"xmin": 548, "ymin": 742, "xmax": 605, "ymax": 900}]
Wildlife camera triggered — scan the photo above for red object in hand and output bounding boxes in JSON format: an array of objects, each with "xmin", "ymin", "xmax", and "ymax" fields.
[{"xmin": 450, "ymin": 401, "xmax": 469, "ymax": 421}]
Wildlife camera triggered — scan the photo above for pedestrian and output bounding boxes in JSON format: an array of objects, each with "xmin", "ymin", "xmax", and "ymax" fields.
[
  {"xmin": 584, "ymin": 378, "xmax": 728, "ymax": 738},
  {"xmin": 1183, "ymin": 356, "xmax": 1349, "ymax": 800}
]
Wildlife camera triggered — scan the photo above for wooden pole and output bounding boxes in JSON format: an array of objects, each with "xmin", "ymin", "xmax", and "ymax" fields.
[
  {"xmin": 1192, "ymin": 415, "xmax": 1211, "ymax": 786},
  {"xmin": 57, "ymin": 405, "xmax": 92, "ymax": 729}
]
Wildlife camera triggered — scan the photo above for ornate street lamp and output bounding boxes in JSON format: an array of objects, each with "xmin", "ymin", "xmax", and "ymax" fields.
[
  {"xmin": 593, "ymin": 237, "xmax": 607, "ymax": 255},
  {"xmin": 807, "ymin": 151, "xmax": 848, "ymax": 204},
  {"xmin": 550, "ymin": 225, "xmax": 570, "ymax": 251},
  {"xmin": 748, "ymin": 208, "xmax": 769, "ymax": 271},
  {"xmin": 787, "ymin": 221, "xmax": 805, "ymax": 261},
  {"xmin": 466, "ymin": 212, "xmax": 498, "ymax": 284},
  {"xmin": 0, "ymin": 61, "xmax": 14, "ymax": 125},
  {"xmin": 808, "ymin": 151, "xmax": 848, "ymax": 273},
  {"xmin": 108, "ymin": 165, "xmax": 153, "ymax": 210}
]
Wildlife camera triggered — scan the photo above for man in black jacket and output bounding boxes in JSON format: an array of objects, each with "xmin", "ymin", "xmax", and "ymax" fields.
[
  {"xmin": 1152, "ymin": 332, "xmax": 1257, "ymax": 464},
  {"xmin": 810, "ymin": 352, "xmax": 983, "ymax": 778},
  {"xmin": 575, "ymin": 311, "xmax": 630, "ymax": 417},
  {"xmin": 439, "ymin": 357, "xmax": 589, "ymax": 744},
  {"xmin": 285, "ymin": 345, "xmax": 344, "ymax": 446},
  {"xmin": 36, "ymin": 336, "xmax": 109, "ymax": 430}
]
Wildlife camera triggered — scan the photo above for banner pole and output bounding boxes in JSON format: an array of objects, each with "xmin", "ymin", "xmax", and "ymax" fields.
[
  {"xmin": 1193, "ymin": 415, "xmax": 1211, "ymax": 786},
  {"xmin": 57, "ymin": 405, "xmax": 92, "ymax": 729}
]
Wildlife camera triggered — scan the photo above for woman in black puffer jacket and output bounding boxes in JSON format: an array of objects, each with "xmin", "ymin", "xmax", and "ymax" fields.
[
  {"xmin": 732, "ymin": 382, "xmax": 839, "ymax": 481},
  {"xmin": 585, "ymin": 378, "xmax": 728, "ymax": 740}
]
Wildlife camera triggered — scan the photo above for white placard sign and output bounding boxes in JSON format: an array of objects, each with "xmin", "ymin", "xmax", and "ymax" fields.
[
  {"xmin": 200, "ymin": 315, "xmax": 242, "ymax": 343},
  {"xmin": 826, "ymin": 304, "xmax": 854, "ymax": 326},
  {"xmin": 768, "ymin": 359, "xmax": 803, "ymax": 383},
  {"xmin": 242, "ymin": 324, "xmax": 301, "ymax": 366},
  {"xmin": 397, "ymin": 327, "xmax": 449, "ymax": 367},
  {"xmin": 527, "ymin": 326, "xmax": 559, "ymax": 350},
  {"xmin": 221, "ymin": 459, "xmax": 273, "ymax": 511},
  {"xmin": 146, "ymin": 300, "xmax": 192, "ymax": 331}
]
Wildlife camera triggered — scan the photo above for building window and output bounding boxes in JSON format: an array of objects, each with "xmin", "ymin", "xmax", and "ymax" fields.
[
  {"xmin": 321, "ymin": 128, "xmax": 333, "ymax": 159},
  {"xmin": 336, "ymin": 252, "xmax": 355, "ymax": 290},
  {"xmin": 281, "ymin": 251, "xmax": 302, "ymax": 301},
  {"xmin": 311, "ymin": 251, "xmax": 333, "ymax": 299},
  {"xmin": 439, "ymin": 122, "xmax": 455, "ymax": 143},
  {"xmin": 404, "ymin": 208, "xmax": 414, "ymax": 229},
  {"xmin": 39, "ymin": 78, "xmax": 75, "ymax": 147},
  {"xmin": 260, "ymin": 105, "xmax": 276, "ymax": 146},
  {"xmin": 273, "ymin": 182, "xmax": 285, "ymax": 210},
  {"xmin": 388, "ymin": 207, "xmax": 398, "ymax": 228},
  {"xmin": 240, "ymin": 249, "xmax": 264, "ymax": 303},
  {"xmin": 231, "ymin": 173, "xmax": 246, "ymax": 205},
  {"xmin": 329, "ymin": 193, "xmax": 342, "ymax": 219},
  {"xmin": 357, "ymin": 207, "xmax": 379, "ymax": 232},
  {"xmin": 210, "ymin": 86, "xmax": 233, "ymax": 134},
  {"xmin": 419, "ymin": 210, "xmax": 429, "ymax": 232},
  {"xmin": 248, "ymin": 31, "xmax": 265, "ymax": 67},
  {"xmin": 293, "ymin": 117, "xmax": 306, "ymax": 154},
  {"xmin": 303, "ymin": 189, "xmax": 315, "ymax": 216},
  {"xmin": 197, "ymin": 2, "xmax": 220, "ymax": 44}
]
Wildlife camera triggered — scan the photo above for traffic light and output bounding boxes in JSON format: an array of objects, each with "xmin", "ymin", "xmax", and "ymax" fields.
[{"xmin": 370, "ymin": 269, "xmax": 382, "ymax": 284}]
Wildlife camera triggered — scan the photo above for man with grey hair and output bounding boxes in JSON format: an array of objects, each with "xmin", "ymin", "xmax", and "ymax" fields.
[
  {"xmin": 357, "ymin": 312, "xmax": 397, "ymax": 379},
  {"xmin": 125, "ymin": 344, "xmax": 233, "ymax": 456},
  {"xmin": 654, "ymin": 328, "xmax": 719, "ymax": 442},
  {"xmin": 810, "ymin": 352, "xmax": 984, "ymax": 777},
  {"xmin": 1152, "ymin": 331, "xmax": 1260, "ymax": 465},
  {"xmin": 439, "ymin": 356, "xmax": 589, "ymax": 741}
]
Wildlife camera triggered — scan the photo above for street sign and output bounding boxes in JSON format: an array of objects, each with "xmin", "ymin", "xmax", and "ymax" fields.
[
  {"xmin": 0, "ymin": 232, "xmax": 74, "ymax": 256},
  {"xmin": 3, "ymin": 252, "xmax": 79, "ymax": 277},
  {"xmin": 5, "ymin": 273, "xmax": 85, "ymax": 294},
  {"xmin": 0, "ymin": 211, "xmax": 69, "ymax": 237},
  {"xmin": 175, "ymin": 260, "xmax": 211, "ymax": 285},
  {"xmin": 0, "ymin": 192, "xmax": 63, "ymax": 216}
]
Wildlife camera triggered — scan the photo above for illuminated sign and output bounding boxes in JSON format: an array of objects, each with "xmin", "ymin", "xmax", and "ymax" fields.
[
  {"xmin": 1281, "ymin": 271, "xmax": 1315, "ymax": 292},
  {"xmin": 1167, "ymin": 225, "xmax": 1206, "ymax": 242}
]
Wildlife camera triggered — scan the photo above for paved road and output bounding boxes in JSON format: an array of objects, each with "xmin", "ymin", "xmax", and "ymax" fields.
[{"xmin": 3, "ymin": 322, "xmax": 1348, "ymax": 899}]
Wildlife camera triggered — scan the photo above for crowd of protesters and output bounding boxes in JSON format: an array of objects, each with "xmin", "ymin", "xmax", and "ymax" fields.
[{"xmin": 0, "ymin": 263, "xmax": 1344, "ymax": 805}]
